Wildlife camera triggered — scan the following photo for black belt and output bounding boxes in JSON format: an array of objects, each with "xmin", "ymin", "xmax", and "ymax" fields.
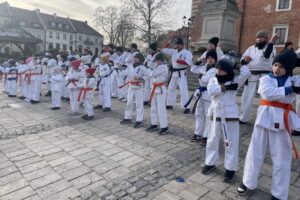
[
  {"xmin": 168, "ymin": 68, "xmax": 187, "ymax": 84},
  {"xmin": 251, "ymin": 70, "xmax": 270, "ymax": 75}
]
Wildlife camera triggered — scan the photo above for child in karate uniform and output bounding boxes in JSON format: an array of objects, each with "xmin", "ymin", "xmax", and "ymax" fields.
[
  {"xmin": 50, "ymin": 66, "xmax": 64, "ymax": 110},
  {"xmin": 201, "ymin": 52, "xmax": 250, "ymax": 183},
  {"xmin": 7, "ymin": 59, "xmax": 18, "ymax": 97},
  {"xmin": 237, "ymin": 50, "xmax": 300, "ymax": 200}
]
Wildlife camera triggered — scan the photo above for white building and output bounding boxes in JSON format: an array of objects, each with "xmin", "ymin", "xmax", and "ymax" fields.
[{"xmin": 0, "ymin": 2, "xmax": 103, "ymax": 57}]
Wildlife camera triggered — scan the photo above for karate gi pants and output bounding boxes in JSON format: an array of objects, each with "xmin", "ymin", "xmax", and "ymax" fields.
[
  {"xmin": 144, "ymin": 77, "xmax": 151, "ymax": 102},
  {"xmin": 194, "ymin": 98, "xmax": 211, "ymax": 137},
  {"xmin": 51, "ymin": 90, "xmax": 61, "ymax": 108},
  {"xmin": 295, "ymin": 96, "xmax": 300, "ymax": 132},
  {"xmin": 84, "ymin": 97, "xmax": 94, "ymax": 116},
  {"xmin": 98, "ymin": 83, "xmax": 111, "ymax": 108},
  {"xmin": 70, "ymin": 89, "xmax": 80, "ymax": 113},
  {"xmin": 167, "ymin": 74, "xmax": 190, "ymax": 108},
  {"xmin": 8, "ymin": 80, "xmax": 16, "ymax": 95},
  {"xmin": 20, "ymin": 79, "xmax": 26, "ymax": 97},
  {"xmin": 125, "ymin": 87, "xmax": 144, "ymax": 122},
  {"xmin": 150, "ymin": 87, "xmax": 168, "ymax": 128},
  {"xmin": 111, "ymin": 73, "xmax": 118, "ymax": 97},
  {"xmin": 242, "ymin": 126, "xmax": 292, "ymax": 200},
  {"xmin": 62, "ymin": 80, "xmax": 69, "ymax": 98},
  {"xmin": 30, "ymin": 78, "xmax": 41, "ymax": 101},
  {"xmin": 24, "ymin": 81, "xmax": 31, "ymax": 100},
  {"xmin": 205, "ymin": 120, "xmax": 239, "ymax": 171}
]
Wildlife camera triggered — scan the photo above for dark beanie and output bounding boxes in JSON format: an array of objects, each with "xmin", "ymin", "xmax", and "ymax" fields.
[
  {"xmin": 284, "ymin": 42, "xmax": 293, "ymax": 50},
  {"xmin": 175, "ymin": 38, "xmax": 184, "ymax": 45},
  {"xmin": 209, "ymin": 37, "xmax": 219, "ymax": 47},
  {"xmin": 149, "ymin": 43, "xmax": 157, "ymax": 51},
  {"xmin": 116, "ymin": 46, "xmax": 124, "ymax": 52},
  {"xmin": 134, "ymin": 53, "xmax": 145, "ymax": 63},
  {"xmin": 131, "ymin": 43, "xmax": 138, "ymax": 49},
  {"xmin": 206, "ymin": 49, "xmax": 217, "ymax": 61},
  {"xmin": 216, "ymin": 52, "xmax": 236, "ymax": 75},
  {"xmin": 108, "ymin": 43, "xmax": 114, "ymax": 49},
  {"xmin": 154, "ymin": 53, "xmax": 165, "ymax": 62},
  {"xmin": 273, "ymin": 50, "xmax": 297, "ymax": 75}
]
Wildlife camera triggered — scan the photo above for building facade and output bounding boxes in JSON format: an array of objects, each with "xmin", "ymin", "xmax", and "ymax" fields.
[
  {"xmin": 0, "ymin": 2, "xmax": 103, "ymax": 56},
  {"xmin": 190, "ymin": 0, "xmax": 300, "ymax": 53}
]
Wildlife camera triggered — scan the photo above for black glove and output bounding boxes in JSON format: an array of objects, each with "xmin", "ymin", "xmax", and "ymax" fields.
[
  {"xmin": 292, "ymin": 86, "xmax": 300, "ymax": 93},
  {"xmin": 224, "ymin": 83, "xmax": 238, "ymax": 90},
  {"xmin": 194, "ymin": 61, "xmax": 202, "ymax": 66}
]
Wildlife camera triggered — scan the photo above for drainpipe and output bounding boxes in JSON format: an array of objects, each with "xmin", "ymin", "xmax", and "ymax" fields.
[{"xmin": 238, "ymin": 0, "xmax": 246, "ymax": 53}]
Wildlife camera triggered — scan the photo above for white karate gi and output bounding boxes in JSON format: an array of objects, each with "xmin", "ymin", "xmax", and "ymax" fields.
[
  {"xmin": 97, "ymin": 63, "xmax": 112, "ymax": 108},
  {"xmin": 51, "ymin": 69, "xmax": 64, "ymax": 108},
  {"xmin": 80, "ymin": 77, "xmax": 96, "ymax": 117},
  {"xmin": 29, "ymin": 63, "xmax": 42, "ymax": 101},
  {"xmin": 17, "ymin": 64, "xmax": 29, "ymax": 97}
]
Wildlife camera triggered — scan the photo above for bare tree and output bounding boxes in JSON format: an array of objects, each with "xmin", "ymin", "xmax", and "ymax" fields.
[{"xmin": 126, "ymin": 0, "xmax": 175, "ymax": 45}]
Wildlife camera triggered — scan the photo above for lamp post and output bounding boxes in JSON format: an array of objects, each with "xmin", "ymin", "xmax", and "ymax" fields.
[{"xmin": 183, "ymin": 16, "xmax": 195, "ymax": 49}]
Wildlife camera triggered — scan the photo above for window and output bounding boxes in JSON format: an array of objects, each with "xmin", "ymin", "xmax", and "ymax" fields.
[
  {"xmin": 273, "ymin": 24, "xmax": 289, "ymax": 46},
  {"xmin": 58, "ymin": 23, "xmax": 63, "ymax": 28},
  {"xmin": 56, "ymin": 43, "xmax": 60, "ymax": 49},
  {"xmin": 33, "ymin": 23, "xmax": 40, "ymax": 28},
  {"xmin": 79, "ymin": 35, "xmax": 82, "ymax": 41},
  {"xmin": 49, "ymin": 32, "xmax": 53, "ymax": 39},
  {"xmin": 63, "ymin": 34, "xmax": 67, "ymax": 40},
  {"xmin": 49, "ymin": 43, "xmax": 53, "ymax": 50},
  {"xmin": 63, "ymin": 44, "xmax": 67, "ymax": 50},
  {"xmin": 56, "ymin": 32, "xmax": 60, "ymax": 39},
  {"xmin": 19, "ymin": 21, "xmax": 26, "ymax": 26},
  {"xmin": 70, "ymin": 35, "xmax": 73, "ymax": 41},
  {"xmin": 276, "ymin": 0, "xmax": 292, "ymax": 11},
  {"xmin": 51, "ymin": 22, "xmax": 56, "ymax": 27},
  {"xmin": 65, "ymin": 25, "xmax": 69, "ymax": 30}
]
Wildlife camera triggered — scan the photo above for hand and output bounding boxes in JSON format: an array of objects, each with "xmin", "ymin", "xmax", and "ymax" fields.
[
  {"xmin": 270, "ymin": 34, "xmax": 280, "ymax": 44},
  {"xmin": 225, "ymin": 83, "xmax": 239, "ymax": 90},
  {"xmin": 244, "ymin": 56, "xmax": 252, "ymax": 63},
  {"xmin": 194, "ymin": 89, "xmax": 200, "ymax": 98}
]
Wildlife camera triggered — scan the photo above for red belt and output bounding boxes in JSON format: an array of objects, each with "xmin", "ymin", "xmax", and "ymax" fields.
[
  {"xmin": 260, "ymin": 99, "xmax": 299, "ymax": 159},
  {"xmin": 66, "ymin": 80, "xmax": 79, "ymax": 87},
  {"xmin": 25, "ymin": 73, "xmax": 40, "ymax": 84},
  {"xmin": 149, "ymin": 82, "xmax": 165, "ymax": 104},
  {"xmin": 77, "ymin": 88, "xmax": 93, "ymax": 102},
  {"xmin": 119, "ymin": 81, "xmax": 141, "ymax": 89}
]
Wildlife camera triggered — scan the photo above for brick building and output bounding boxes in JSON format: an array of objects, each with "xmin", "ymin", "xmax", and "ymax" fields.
[{"xmin": 190, "ymin": 0, "xmax": 300, "ymax": 53}]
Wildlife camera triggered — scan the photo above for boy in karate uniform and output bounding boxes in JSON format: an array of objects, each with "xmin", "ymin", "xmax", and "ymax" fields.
[
  {"xmin": 7, "ymin": 59, "xmax": 18, "ymax": 97},
  {"xmin": 146, "ymin": 53, "xmax": 169, "ymax": 135},
  {"xmin": 29, "ymin": 58, "xmax": 43, "ymax": 104},
  {"xmin": 237, "ymin": 50, "xmax": 300, "ymax": 200},
  {"xmin": 201, "ymin": 52, "xmax": 250, "ymax": 183},
  {"xmin": 50, "ymin": 66, "xmax": 64, "ymax": 110}
]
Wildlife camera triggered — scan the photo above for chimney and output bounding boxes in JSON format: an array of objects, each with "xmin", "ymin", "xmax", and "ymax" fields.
[{"xmin": 53, "ymin": 13, "xmax": 57, "ymax": 18}]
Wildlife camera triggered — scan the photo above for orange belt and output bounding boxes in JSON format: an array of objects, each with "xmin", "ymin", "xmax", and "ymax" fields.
[
  {"xmin": 260, "ymin": 99, "xmax": 299, "ymax": 159},
  {"xmin": 25, "ymin": 73, "xmax": 40, "ymax": 84},
  {"xmin": 66, "ymin": 80, "xmax": 79, "ymax": 87},
  {"xmin": 149, "ymin": 82, "xmax": 165, "ymax": 104},
  {"xmin": 119, "ymin": 81, "xmax": 141, "ymax": 89},
  {"xmin": 77, "ymin": 88, "xmax": 93, "ymax": 102}
]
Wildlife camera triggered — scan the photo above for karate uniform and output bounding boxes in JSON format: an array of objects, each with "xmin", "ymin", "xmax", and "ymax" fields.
[
  {"xmin": 51, "ymin": 70, "xmax": 64, "ymax": 108},
  {"xmin": 17, "ymin": 64, "xmax": 29, "ymax": 98},
  {"xmin": 66, "ymin": 69, "xmax": 84, "ymax": 113},
  {"xmin": 114, "ymin": 53, "xmax": 127, "ymax": 99},
  {"xmin": 161, "ymin": 48, "xmax": 193, "ymax": 108},
  {"xmin": 46, "ymin": 58, "xmax": 57, "ymax": 92},
  {"xmin": 109, "ymin": 53, "xmax": 120, "ymax": 98},
  {"xmin": 123, "ymin": 64, "xmax": 149, "ymax": 122},
  {"xmin": 205, "ymin": 66, "xmax": 250, "ymax": 171},
  {"xmin": 240, "ymin": 44, "xmax": 276, "ymax": 122},
  {"xmin": 6, "ymin": 66, "xmax": 18, "ymax": 96},
  {"xmin": 190, "ymin": 64, "xmax": 216, "ymax": 137},
  {"xmin": 3, "ymin": 66, "xmax": 9, "ymax": 93},
  {"xmin": 97, "ymin": 63, "xmax": 112, "ymax": 108},
  {"xmin": 80, "ymin": 76, "xmax": 96, "ymax": 117},
  {"xmin": 150, "ymin": 63, "xmax": 168, "ymax": 128},
  {"xmin": 242, "ymin": 75, "xmax": 300, "ymax": 200},
  {"xmin": 29, "ymin": 63, "xmax": 43, "ymax": 102},
  {"xmin": 144, "ymin": 53, "xmax": 158, "ymax": 102}
]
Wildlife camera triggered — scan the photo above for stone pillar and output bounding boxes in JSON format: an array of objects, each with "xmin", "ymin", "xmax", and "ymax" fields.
[{"xmin": 196, "ymin": 0, "xmax": 241, "ymax": 52}]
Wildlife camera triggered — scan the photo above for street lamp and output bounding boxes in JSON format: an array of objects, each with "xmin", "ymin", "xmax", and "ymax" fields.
[{"xmin": 183, "ymin": 16, "xmax": 195, "ymax": 49}]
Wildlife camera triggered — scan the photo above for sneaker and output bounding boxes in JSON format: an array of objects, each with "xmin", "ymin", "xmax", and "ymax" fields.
[
  {"xmin": 239, "ymin": 120, "xmax": 247, "ymax": 124},
  {"xmin": 159, "ymin": 127, "xmax": 169, "ymax": 135},
  {"xmin": 19, "ymin": 96, "xmax": 25, "ymax": 99},
  {"xmin": 120, "ymin": 119, "xmax": 132, "ymax": 124},
  {"xmin": 201, "ymin": 165, "xmax": 216, "ymax": 174},
  {"xmin": 94, "ymin": 105, "xmax": 103, "ymax": 109},
  {"xmin": 191, "ymin": 135, "xmax": 201, "ymax": 142},
  {"xmin": 183, "ymin": 108, "xmax": 190, "ymax": 114},
  {"xmin": 8, "ymin": 95, "xmax": 16, "ymax": 98},
  {"xmin": 237, "ymin": 183, "xmax": 249, "ymax": 195},
  {"xmin": 199, "ymin": 137, "xmax": 207, "ymax": 146},
  {"xmin": 224, "ymin": 170, "xmax": 235, "ymax": 183},
  {"xmin": 121, "ymin": 98, "xmax": 127, "ymax": 102},
  {"xmin": 45, "ymin": 91, "xmax": 51, "ymax": 97},
  {"xmin": 166, "ymin": 105, "xmax": 173, "ymax": 110},
  {"xmin": 69, "ymin": 112, "xmax": 79, "ymax": 116},
  {"xmin": 292, "ymin": 130, "xmax": 300, "ymax": 136},
  {"xmin": 134, "ymin": 121, "xmax": 143, "ymax": 128},
  {"xmin": 271, "ymin": 195, "xmax": 280, "ymax": 200},
  {"xmin": 85, "ymin": 116, "xmax": 94, "ymax": 120},
  {"xmin": 119, "ymin": 98, "xmax": 125, "ymax": 101},
  {"xmin": 51, "ymin": 107, "xmax": 60, "ymax": 110},
  {"xmin": 146, "ymin": 125, "xmax": 158, "ymax": 132},
  {"xmin": 95, "ymin": 88, "xmax": 99, "ymax": 91},
  {"xmin": 143, "ymin": 101, "xmax": 149, "ymax": 106},
  {"xmin": 30, "ymin": 100, "xmax": 40, "ymax": 104},
  {"xmin": 65, "ymin": 98, "xmax": 70, "ymax": 101},
  {"xmin": 25, "ymin": 98, "xmax": 31, "ymax": 101},
  {"xmin": 82, "ymin": 115, "xmax": 88, "ymax": 119},
  {"xmin": 103, "ymin": 107, "xmax": 111, "ymax": 112}
]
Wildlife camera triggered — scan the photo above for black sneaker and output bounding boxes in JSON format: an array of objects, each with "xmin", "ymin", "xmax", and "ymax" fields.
[
  {"xmin": 95, "ymin": 88, "xmax": 99, "ymax": 91},
  {"xmin": 103, "ymin": 107, "xmax": 111, "ymax": 112},
  {"xmin": 85, "ymin": 116, "xmax": 94, "ymax": 120},
  {"xmin": 271, "ymin": 195, "xmax": 280, "ymax": 200},
  {"xmin": 159, "ymin": 127, "xmax": 169, "ymax": 135},
  {"xmin": 143, "ymin": 101, "xmax": 149, "ymax": 106},
  {"xmin": 8, "ymin": 95, "xmax": 16, "ymax": 98},
  {"xmin": 120, "ymin": 119, "xmax": 132, "ymax": 124},
  {"xmin": 166, "ymin": 105, "xmax": 173, "ymax": 110},
  {"xmin": 134, "ymin": 121, "xmax": 143, "ymax": 128},
  {"xmin": 30, "ymin": 100, "xmax": 40, "ymax": 104},
  {"xmin": 292, "ymin": 130, "xmax": 300, "ymax": 136},
  {"xmin": 190, "ymin": 135, "xmax": 201, "ymax": 142},
  {"xmin": 237, "ymin": 183, "xmax": 249, "ymax": 195},
  {"xmin": 239, "ymin": 120, "xmax": 247, "ymax": 124},
  {"xmin": 146, "ymin": 125, "xmax": 158, "ymax": 132},
  {"xmin": 200, "ymin": 137, "xmax": 207, "ymax": 146},
  {"xmin": 94, "ymin": 105, "xmax": 103, "ymax": 109},
  {"xmin": 224, "ymin": 170, "xmax": 235, "ymax": 183},
  {"xmin": 65, "ymin": 98, "xmax": 70, "ymax": 101},
  {"xmin": 45, "ymin": 91, "xmax": 51, "ymax": 97},
  {"xmin": 19, "ymin": 96, "xmax": 25, "ymax": 99},
  {"xmin": 183, "ymin": 108, "xmax": 190, "ymax": 114},
  {"xmin": 51, "ymin": 107, "xmax": 60, "ymax": 110},
  {"xmin": 82, "ymin": 115, "xmax": 88, "ymax": 119},
  {"xmin": 201, "ymin": 165, "xmax": 216, "ymax": 174}
]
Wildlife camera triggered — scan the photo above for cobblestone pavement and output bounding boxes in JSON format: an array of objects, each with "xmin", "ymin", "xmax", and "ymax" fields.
[{"xmin": 0, "ymin": 84, "xmax": 299, "ymax": 200}]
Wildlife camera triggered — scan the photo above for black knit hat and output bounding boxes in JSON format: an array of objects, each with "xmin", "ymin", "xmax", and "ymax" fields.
[
  {"xmin": 134, "ymin": 53, "xmax": 145, "ymax": 63},
  {"xmin": 206, "ymin": 49, "xmax": 217, "ymax": 61},
  {"xmin": 131, "ymin": 43, "xmax": 138, "ymax": 49},
  {"xmin": 108, "ymin": 43, "xmax": 114, "ymax": 49},
  {"xmin": 209, "ymin": 37, "xmax": 219, "ymax": 47},
  {"xmin": 8, "ymin": 59, "xmax": 16, "ymax": 66},
  {"xmin": 216, "ymin": 51, "xmax": 236, "ymax": 75},
  {"xmin": 116, "ymin": 46, "xmax": 124, "ymax": 52},
  {"xmin": 175, "ymin": 38, "xmax": 184, "ymax": 45},
  {"xmin": 154, "ymin": 53, "xmax": 165, "ymax": 62},
  {"xmin": 149, "ymin": 43, "xmax": 157, "ymax": 51},
  {"xmin": 273, "ymin": 50, "xmax": 297, "ymax": 75}
]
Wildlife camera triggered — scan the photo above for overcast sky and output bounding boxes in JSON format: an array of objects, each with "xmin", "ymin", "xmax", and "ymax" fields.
[{"xmin": 4, "ymin": 0, "xmax": 192, "ymax": 32}]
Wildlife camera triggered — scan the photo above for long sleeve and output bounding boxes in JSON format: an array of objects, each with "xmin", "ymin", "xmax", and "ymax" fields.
[
  {"xmin": 258, "ymin": 76, "xmax": 286, "ymax": 101},
  {"xmin": 191, "ymin": 64, "xmax": 206, "ymax": 74},
  {"xmin": 235, "ymin": 65, "xmax": 251, "ymax": 88},
  {"xmin": 161, "ymin": 48, "xmax": 175, "ymax": 57},
  {"xmin": 207, "ymin": 77, "xmax": 222, "ymax": 97}
]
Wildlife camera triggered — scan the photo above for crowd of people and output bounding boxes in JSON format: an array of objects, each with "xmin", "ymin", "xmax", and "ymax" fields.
[{"xmin": 1, "ymin": 30, "xmax": 300, "ymax": 200}]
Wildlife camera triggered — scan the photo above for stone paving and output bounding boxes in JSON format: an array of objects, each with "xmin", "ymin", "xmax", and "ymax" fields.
[{"xmin": 0, "ymin": 83, "xmax": 299, "ymax": 200}]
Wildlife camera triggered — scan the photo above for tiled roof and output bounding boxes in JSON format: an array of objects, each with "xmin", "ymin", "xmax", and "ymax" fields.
[
  {"xmin": 39, "ymin": 12, "xmax": 74, "ymax": 33},
  {"xmin": 9, "ymin": 7, "xmax": 44, "ymax": 30},
  {"xmin": 69, "ymin": 19, "xmax": 102, "ymax": 37}
]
